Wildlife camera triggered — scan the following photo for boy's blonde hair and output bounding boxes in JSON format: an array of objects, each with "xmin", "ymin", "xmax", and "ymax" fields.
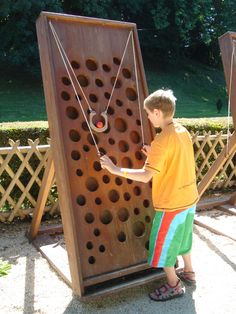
[{"xmin": 144, "ymin": 89, "xmax": 176, "ymax": 117}]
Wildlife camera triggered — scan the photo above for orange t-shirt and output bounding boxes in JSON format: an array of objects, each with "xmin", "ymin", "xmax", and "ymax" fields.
[{"xmin": 144, "ymin": 122, "xmax": 199, "ymax": 211}]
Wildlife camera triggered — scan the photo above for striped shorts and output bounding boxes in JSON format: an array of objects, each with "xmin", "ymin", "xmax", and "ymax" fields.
[{"xmin": 148, "ymin": 205, "xmax": 196, "ymax": 268}]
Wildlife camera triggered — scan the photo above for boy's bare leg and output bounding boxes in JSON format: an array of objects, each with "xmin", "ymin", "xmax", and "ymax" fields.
[
  {"xmin": 164, "ymin": 267, "xmax": 179, "ymax": 286},
  {"xmin": 182, "ymin": 253, "xmax": 194, "ymax": 273}
]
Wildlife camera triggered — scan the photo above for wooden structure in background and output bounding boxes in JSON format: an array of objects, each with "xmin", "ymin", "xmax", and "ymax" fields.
[
  {"xmin": 28, "ymin": 12, "xmax": 163, "ymax": 298},
  {"xmin": 197, "ymin": 32, "xmax": 236, "ymax": 201}
]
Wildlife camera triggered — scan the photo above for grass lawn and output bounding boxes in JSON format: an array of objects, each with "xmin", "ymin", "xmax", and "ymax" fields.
[{"xmin": 0, "ymin": 58, "xmax": 228, "ymax": 123}]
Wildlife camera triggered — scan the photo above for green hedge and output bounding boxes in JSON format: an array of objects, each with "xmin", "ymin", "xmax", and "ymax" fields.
[
  {"xmin": 0, "ymin": 117, "xmax": 234, "ymax": 147},
  {"xmin": 0, "ymin": 121, "xmax": 49, "ymax": 147}
]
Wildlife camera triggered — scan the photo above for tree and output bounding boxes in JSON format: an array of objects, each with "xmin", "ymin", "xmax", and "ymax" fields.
[
  {"xmin": 0, "ymin": 0, "xmax": 62, "ymax": 74},
  {"xmin": 0, "ymin": 0, "xmax": 235, "ymax": 73}
]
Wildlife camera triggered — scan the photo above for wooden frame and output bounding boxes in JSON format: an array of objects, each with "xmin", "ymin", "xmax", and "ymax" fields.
[{"xmin": 28, "ymin": 11, "xmax": 166, "ymax": 298}]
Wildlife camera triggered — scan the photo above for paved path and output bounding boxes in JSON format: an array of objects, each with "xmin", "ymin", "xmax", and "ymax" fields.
[{"xmin": 0, "ymin": 221, "xmax": 236, "ymax": 314}]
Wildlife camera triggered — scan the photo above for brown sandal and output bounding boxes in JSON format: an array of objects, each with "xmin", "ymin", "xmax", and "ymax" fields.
[
  {"xmin": 178, "ymin": 271, "xmax": 196, "ymax": 286},
  {"xmin": 149, "ymin": 279, "xmax": 185, "ymax": 301}
]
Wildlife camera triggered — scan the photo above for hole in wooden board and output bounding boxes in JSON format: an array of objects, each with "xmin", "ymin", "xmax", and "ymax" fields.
[
  {"xmin": 108, "ymin": 138, "xmax": 115, "ymax": 145},
  {"xmin": 95, "ymin": 197, "xmax": 102, "ymax": 205},
  {"xmin": 95, "ymin": 78, "xmax": 104, "ymax": 87},
  {"xmin": 113, "ymin": 57, "xmax": 121, "ymax": 65},
  {"xmin": 86, "ymin": 241, "xmax": 93, "ymax": 250},
  {"xmin": 77, "ymin": 195, "xmax": 86, "ymax": 206},
  {"xmin": 82, "ymin": 121, "xmax": 89, "ymax": 131},
  {"xmin": 93, "ymin": 161, "xmax": 102, "ymax": 171},
  {"xmin": 143, "ymin": 199, "xmax": 150, "ymax": 208},
  {"xmin": 136, "ymin": 119, "xmax": 141, "ymax": 126},
  {"xmin": 116, "ymin": 99, "xmax": 123, "ymax": 107},
  {"xmin": 124, "ymin": 192, "xmax": 131, "ymax": 201},
  {"xmin": 62, "ymin": 77, "xmax": 71, "ymax": 85},
  {"xmin": 133, "ymin": 186, "xmax": 141, "ymax": 196},
  {"xmin": 111, "ymin": 77, "xmax": 122, "ymax": 88},
  {"xmin": 103, "ymin": 175, "xmax": 110, "ymax": 184},
  {"xmin": 77, "ymin": 74, "xmax": 89, "ymax": 87},
  {"xmin": 117, "ymin": 231, "xmax": 126, "ymax": 242},
  {"xmin": 133, "ymin": 221, "xmax": 145, "ymax": 237},
  {"xmin": 100, "ymin": 210, "xmax": 113, "ymax": 224},
  {"xmin": 94, "ymin": 228, "xmax": 100, "ymax": 236},
  {"xmin": 109, "ymin": 189, "xmax": 120, "ymax": 202},
  {"xmin": 121, "ymin": 157, "xmax": 133, "ymax": 168},
  {"xmin": 104, "ymin": 92, "xmax": 111, "ymax": 100},
  {"xmin": 107, "ymin": 106, "xmax": 114, "ymax": 115},
  {"xmin": 61, "ymin": 91, "xmax": 70, "ymax": 101},
  {"xmin": 115, "ymin": 118, "xmax": 127, "ymax": 132},
  {"xmin": 83, "ymin": 145, "xmax": 90, "ymax": 152},
  {"xmin": 71, "ymin": 150, "xmax": 80, "ymax": 160},
  {"xmin": 126, "ymin": 109, "xmax": 133, "ymax": 116},
  {"xmin": 66, "ymin": 106, "xmax": 79, "ymax": 119},
  {"xmin": 118, "ymin": 208, "xmax": 129, "ymax": 222},
  {"xmin": 126, "ymin": 88, "xmax": 137, "ymax": 101},
  {"xmin": 85, "ymin": 213, "xmax": 95, "ymax": 224},
  {"xmin": 89, "ymin": 94, "xmax": 98, "ymax": 103},
  {"xmin": 118, "ymin": 140, "xmax": 129, "ymax": 152},
  {"xmin": 86, "ymin": 59, "xmax": 98, "ymax": 71},
  {"xmin": 71, "ymin": 60, "xmax": 80, "ymax": 69},
  {"xmin": 122, "ymin": 68, "xmax": 131, "ymax": 79},
  {"xmin": 145, "ymin": 216, "xmax": 151, "ymax": 223},
  {"xmin": 115, "ymin": 177, "xmax": 122, "ymax": 186},
  {"xmin": 102, "ymin": 64, "xmax": 111, "ymax": 72},
  {"xmin": 145, "ymin": 241, "xmax": 149, "ymax": 250},
  {"xmin": 127, "ymin": 179, "xmax": 133, "ymax": 184},
  {"xmin": 130, "ymin": 131, "xmax": 141, "ymax": 143},
  {"xmin": 99, "ymin": 147, "xmax": 107, "ymax": 155},
  {"xmin": 69, "ymin": 130, "xmax": 80, "ymax": 142},
  {"xmin": 86, "ymin": 177, "xmax": 99, "ymax": 192},
  {"xmin": 88, "ymin": 256, "xmax": 96, "ymax": 264},
  {"xmin": 135, "ymin": 151, "xmax": 143, "ymax": 160},
  {"xmin": 76, "ymin": 169, "xmax": 83, "ymax": 176},
  {"xmin": 99, "ymin": 245, "xmax": 106, "ymax": 253},
  {"xmin": 134, "ymin": 208, "xmax": 140, "ymax": 215}
]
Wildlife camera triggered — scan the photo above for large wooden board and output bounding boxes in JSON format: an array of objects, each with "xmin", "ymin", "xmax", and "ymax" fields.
[{"xmin": 36, "ymin": 12, "xmax": 155, "ymax": 295}]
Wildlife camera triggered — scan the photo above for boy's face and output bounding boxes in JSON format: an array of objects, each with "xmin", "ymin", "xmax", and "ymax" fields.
[{"xmin": 144, "ymin": 107, "xmax": 162, "ymax": 128}]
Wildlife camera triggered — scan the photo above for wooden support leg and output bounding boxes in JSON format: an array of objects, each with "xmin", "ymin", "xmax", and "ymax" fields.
[
  {"xmin": 27, "ymin": 152, "xmax": 55, "ymax": 241},
  {"xmin": 198, "ymin": 132, "xmax": 236, "ymax": 198}
]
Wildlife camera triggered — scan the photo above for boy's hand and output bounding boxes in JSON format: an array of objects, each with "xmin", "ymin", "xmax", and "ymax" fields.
[
  {"xmin": 141, "ymin": 145, "xmax": 151, "ymax": 157},
  {"xmin": 100, "ymin": 155, "xmax": 116, "ymax": 173}
]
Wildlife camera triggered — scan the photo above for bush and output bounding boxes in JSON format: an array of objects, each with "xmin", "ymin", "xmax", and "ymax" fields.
[{"xmin": 0, "ymin": 117, "xmax": 233, "ymax": 148}]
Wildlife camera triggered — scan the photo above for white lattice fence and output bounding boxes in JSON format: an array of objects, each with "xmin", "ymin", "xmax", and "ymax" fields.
[
  {"xmin": 192, "ymin": 131, "xmax": 236, "ymax": 188},
  {"xmin": 0, "ymin": 139, "xmax": 58, "ymax": 222},
  {"xmin": 0, "ymin": 132, "xmax": 235, "ymax": 222}
]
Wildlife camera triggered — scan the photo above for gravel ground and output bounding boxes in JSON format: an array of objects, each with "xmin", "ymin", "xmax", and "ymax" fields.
[{"xmin": 0, "ymin": 214, "xmax": 236, "ymax": 314}]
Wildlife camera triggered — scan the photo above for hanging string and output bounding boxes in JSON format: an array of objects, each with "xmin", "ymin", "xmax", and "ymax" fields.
[
  {"xmin": 226, "ymin": 39, "xmax": 236, "ymax": 156},
  {"xmin": 131, "ymin": 31, "xmax": 145, "ymax": 146},
  {"xmin": 49, "ymin": 22, "xmax": 101, "ymax": 156},
  {"xmin": 104, "ymin": 31, "xmax": 132, "ymax": 113}
]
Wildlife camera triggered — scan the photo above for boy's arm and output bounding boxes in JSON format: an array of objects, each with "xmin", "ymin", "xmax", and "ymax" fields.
[{"xmin": 100, "ymin": 155, "xmax": 154, "ymax": 183}]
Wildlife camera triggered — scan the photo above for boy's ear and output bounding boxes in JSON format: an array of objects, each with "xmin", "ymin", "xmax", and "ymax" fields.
[{"xmin": 153, "ymin": 108, "xmax": 161, "ymax": 117}]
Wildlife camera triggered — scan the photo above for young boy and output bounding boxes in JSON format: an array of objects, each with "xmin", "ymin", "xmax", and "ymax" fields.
[{"xmin": 100, "ymin": 89, "xmax": 199, "ymax": 301}]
